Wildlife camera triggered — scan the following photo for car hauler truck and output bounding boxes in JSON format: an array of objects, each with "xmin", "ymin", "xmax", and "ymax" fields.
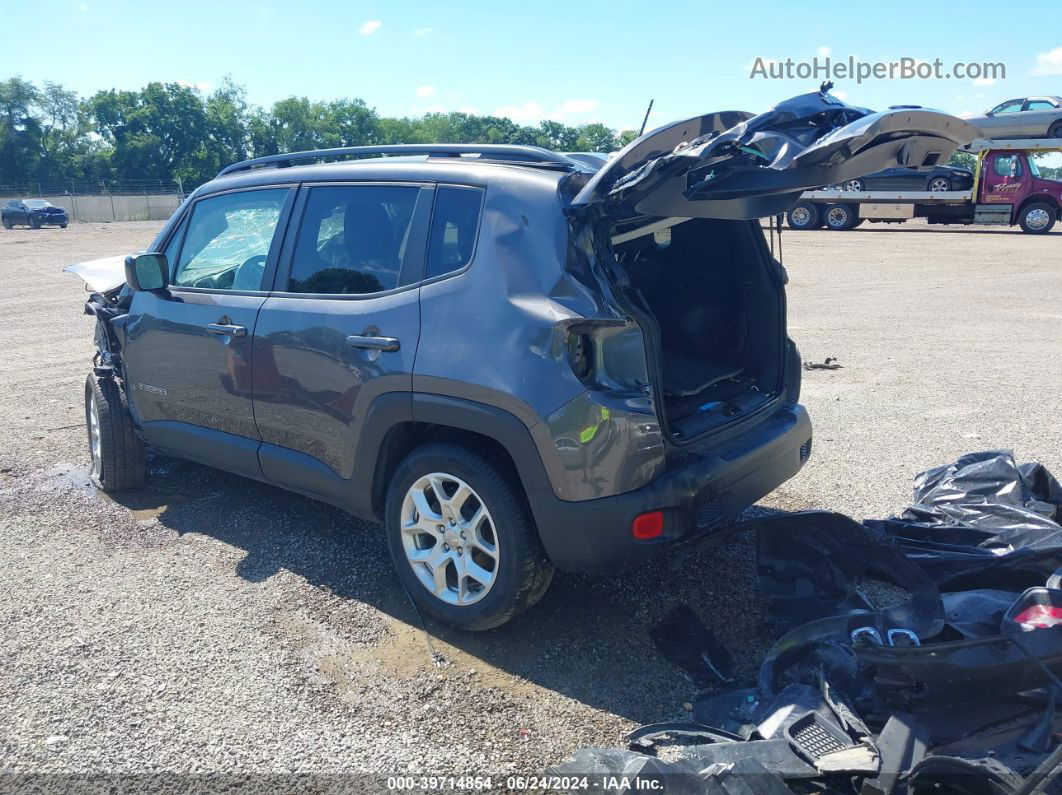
[{"xmin": 786, "ymin": 139, "xmax": 1062, "ymax": 234}]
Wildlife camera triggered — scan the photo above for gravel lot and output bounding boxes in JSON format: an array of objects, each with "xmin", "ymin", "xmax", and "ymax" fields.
[{"xmin": 1, "ymin": 219, "xmax": 1060, "ymax": 787}]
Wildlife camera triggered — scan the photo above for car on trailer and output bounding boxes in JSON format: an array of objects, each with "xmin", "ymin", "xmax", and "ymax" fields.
[{"xmin": 787, "ymin": 138, "xmax": 1062, "ymax": 234}]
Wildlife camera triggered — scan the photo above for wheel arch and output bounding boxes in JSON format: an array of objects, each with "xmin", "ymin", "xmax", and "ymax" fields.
[
  {"xmin": 1016, "ymin": 193, "xmax": 1060, "ymax": 217},
  {"xmin": 361, "ymin": 393, "xmax": 553, "ymax": 523}
]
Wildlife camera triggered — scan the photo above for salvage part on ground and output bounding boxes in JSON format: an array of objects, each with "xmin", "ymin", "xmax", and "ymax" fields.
[
  {"xmin": 649, "ymin": 605, "xmax": 735, "ymax": 688},
  {"xmin": 571, "ymin": 85, "xmax": 980, "ymax": 220},
  {"xmin": 865, "ymin": 451, "xmax": 1062, "ymax": 591}
]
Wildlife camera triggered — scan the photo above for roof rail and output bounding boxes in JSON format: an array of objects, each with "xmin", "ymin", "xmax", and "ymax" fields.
[{"xmin": 217, "ymin": 144, "xmax": 578, "ymax": 177}]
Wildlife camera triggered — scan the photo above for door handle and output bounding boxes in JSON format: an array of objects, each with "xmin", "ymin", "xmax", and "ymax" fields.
[
  {"xmin": 346, "ymin": 334, "xmax": 400, "ymax": 352},
  {"xmin": 206, "ymin": 323, "xmax": 248, "ymax": 337}
]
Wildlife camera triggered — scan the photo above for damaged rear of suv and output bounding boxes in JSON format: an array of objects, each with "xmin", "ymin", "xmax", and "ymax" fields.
[{"xmin": 68, "ymin": 87, "xmax": 979, "ymax": 629}]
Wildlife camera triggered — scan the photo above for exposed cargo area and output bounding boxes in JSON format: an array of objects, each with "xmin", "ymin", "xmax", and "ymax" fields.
[{"xmin": 613, "ymin": 218, "xmax": 784, "ymax": 442}]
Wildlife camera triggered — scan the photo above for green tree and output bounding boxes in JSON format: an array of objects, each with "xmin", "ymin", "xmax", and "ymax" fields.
[
  {"xmin": 574, "ymin": 123, "xmax": 618, "ymax": 152},
  {"xmin": 0, "ymin": 77, "xmax": 42, "ymax": 182}
]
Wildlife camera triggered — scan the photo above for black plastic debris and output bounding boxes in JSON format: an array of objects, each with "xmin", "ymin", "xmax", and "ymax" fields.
[
  {"xmin": 650, "ymin": 605, "xmax": 735, "ymax": 688},
  {"xmin": 866, "ymin": 451, "xmax": 1062, "ymax": 591},
  {"xmin": 803, "ymin": 358, "xmax": 842, "ymax": 370},
  {"xmin": 547, "ymin": 453, "xmax": 1062, "ymax": 793}
]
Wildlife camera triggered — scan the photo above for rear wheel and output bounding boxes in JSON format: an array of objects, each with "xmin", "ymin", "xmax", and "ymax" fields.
[
  {"xmin": 1048, "ymin": 121, "xmax": 1062, "ymax": 139},
  {"xmin": 824, "ymin": 204, "xmax": 860, "ymax": 230},
  {"xmin": 928, "ymin": 176, "xmax": 952, "ymax": 192},
  {"xmin": 385, "ymin": 442, "xmax": 554, "ymax": 631},
  {"xmin": 1, "ymin": 217, "xmax": 11, "ymax": 229},
  {"xmin": 786, "ymin": 202, "xmax": 820, "ymax": 230},
  {"xmin": 60, "ymin": 222, "xmax": 68, "ymax": 229},
  {"xmin": 1018, "ymin": 202, "xmax": 1056, "ymax": 234},
  {"xmin": 842, "ymin": 178, "xmax": 864, "ymax": 192},
  {"xmin": 85, "ymin": 373, "xmax": 146, "ymax": 492}
]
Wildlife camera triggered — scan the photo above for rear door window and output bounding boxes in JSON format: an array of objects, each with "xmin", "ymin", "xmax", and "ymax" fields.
[
  {"xmin": 425, "ymin": 186, "xmax": 484, "ymax": 280},
  {"xmin": 173, "ymin": 189, "xmax": 289, "ymax": 290},
  {"xmin": 287, "ymin": 185, "xmax": 423, "ymax": 294}
]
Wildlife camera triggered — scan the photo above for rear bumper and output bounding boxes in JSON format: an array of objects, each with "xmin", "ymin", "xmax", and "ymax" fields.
[{"xmin": 529, "ymin": 404, "xmax": 812, "ymax": 574}]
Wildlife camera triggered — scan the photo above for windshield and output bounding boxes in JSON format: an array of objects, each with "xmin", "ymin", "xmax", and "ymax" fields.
[{"xmin": 24, "ymin": 200, "xmax": 51, "ymax": 209}]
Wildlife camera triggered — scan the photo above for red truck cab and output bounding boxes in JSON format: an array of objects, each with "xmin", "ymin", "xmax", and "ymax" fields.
[{"xmin": 976, "ymin": 149, "xmax": 1062, "ymax": 233}]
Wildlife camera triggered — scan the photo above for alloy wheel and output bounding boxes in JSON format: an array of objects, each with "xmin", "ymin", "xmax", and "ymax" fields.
[
  {"xmin": 928, "ymin": 177, "xmax": 951, "ymax": 192},
  {"xmin": 842, "ymin": 179, "xmax": 864, "ymax": 192},
  {"xmin": 88, "ymin": 392, "xmax": 102, "ymax": 477},
  {"xmin": 400, "ymin": 472, "xmax": 500, "ymax": 606},
  {"xmin": 1024, "ymin": 208, "xmax": 1051, "ymax": 231}
]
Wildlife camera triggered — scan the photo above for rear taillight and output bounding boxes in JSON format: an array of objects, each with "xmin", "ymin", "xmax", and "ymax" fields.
[{"xmin": 1013, "ymin": 605, "xmax": 1062, "ymax": 630}]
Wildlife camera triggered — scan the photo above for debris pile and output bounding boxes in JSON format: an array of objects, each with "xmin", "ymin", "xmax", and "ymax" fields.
[{"xmin": 548, "ymin": 452, "xmax": 1062, "ymax": 793}]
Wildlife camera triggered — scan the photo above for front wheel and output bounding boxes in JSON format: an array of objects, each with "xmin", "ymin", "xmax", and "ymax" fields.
[
  {"xmin": 842, "ymin": 179, "xmax": 864, "ymax": 192},
  {"xmin": 60, "ymin": 222, "xmax": 68, "ymax": 229},
  {"xmin": 29, "ymin": 216, "xmax": 41, "ymax": 229},
  {"xmin": 928, "ymin": 176, "xmax": 952, "ymax": 192},
  {"xmin": 85, "ymin": 374, "xmax": 146, "ymax": 492},
  {"xmin": 1018, "ymin": 202, "xmax": 1056, "ymax": 234},
  {"xmin": 786, "ymin": 202, "xmax": 820, "ymax": 230},
  {"xmin": 1, "ymin": 217, "xmax": 11, "ymax": 229},
  {"xmin": 824, "ymin": 204, "xmax": 860, "ymax": 230},
  {"xmin": 385, "ymin": 443, "xmax": 554, "ymax": 631}
]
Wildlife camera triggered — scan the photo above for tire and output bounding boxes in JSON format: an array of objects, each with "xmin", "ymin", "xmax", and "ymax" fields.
[
  {"xmin": 823, "ymin": 204, "xmax": 860, "ymax": 230},
  {"xmin": 842, "ymin": 178, "xmax": 864, "ymax": 192},
  {"xmin": 60, "ymin": 222, "xmax": 68, "ymax": 229},
  {"xmin": 1018, "ymin": 202, "xmax": 1056, "ymax": 234},
  {"xmin": 1048, "ymin": 121, "xmax": 1062, "ymax": 139},
  {"xmin": 85, "ymin": 373, "xmax": 146, "ymax": 492},
  {"xmin": 928, "ymin": 176, "xmax": 952, "ymax": 192},
  {"xmin": 29, "ymin": 216, "xmax": 41, "ymax": 229},
  {"xmin": 1, "ymin": 217, "xmax": 11, "ymax": 229},
  {"xmin": 384, "ymin": 442, "xmax": 554, "ymax": 631},
  {"xmin": 786, "ymin": 201, "xmax": 820, "ymax": 230}
]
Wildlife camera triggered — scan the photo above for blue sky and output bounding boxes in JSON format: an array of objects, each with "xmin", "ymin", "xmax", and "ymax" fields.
[{"xmin": 2, "ymin": 0, "xmax": 1061, "ymax": 131}]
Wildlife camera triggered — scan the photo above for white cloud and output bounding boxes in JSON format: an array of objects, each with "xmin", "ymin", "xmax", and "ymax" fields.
[
  {"xmin": 558, "ymin": 98, "xmax": 600, "ymax": 115},
  {"xmin": 832, "ymin": 89, "xmax": 848, "ymax": 101},
  {"xmin": 358, "ymin": 19, "xmax": 382, "ymax": 36},
  {"xmin": 492, "ymin": 101, "xmax": 546, "ymax": 123},
  {"xmin": 413, "ymin": 26, "xmax": 432, "ymax": 37},
  {"xmin": 1031, "ymin": 47, "xmax": 1062, "ymax": 76},
  {"xmin": 177, "ymin": 79, "xmax": 213, "ymax": 93},
  {"xmin": 415, "ymin": 85, "xmax": 436, "ymax": 98},
  {"xmin": 816, "ymin": 46, "xmax": 832, "ymax": 57},
  {"xmin": 972, "ymin": 76, "xmax": 996, "ymax": 87}
]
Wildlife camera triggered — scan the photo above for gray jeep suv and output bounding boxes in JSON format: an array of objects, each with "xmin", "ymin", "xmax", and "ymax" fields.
[{"xmin": 72, "ymin": 89, "xmax": 977, "ymax": 629}]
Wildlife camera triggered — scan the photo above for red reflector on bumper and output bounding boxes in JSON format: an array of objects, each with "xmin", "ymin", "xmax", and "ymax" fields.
[{"xmin": 632, "ymin": 511, "xmax": 664, "ymax": 540}]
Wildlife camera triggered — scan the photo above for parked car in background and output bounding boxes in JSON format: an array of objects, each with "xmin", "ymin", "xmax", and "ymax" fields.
[
  {"xmin": 967, "ymin": 97, "xmax": 1062, "ymax": 140},
  {"xmin": 837, "ymin": 165, "xmax": 974, "ymax": 192},
  {"xmin": 1, "ymin": 199, "xmax": 69, "ymax": 229}
]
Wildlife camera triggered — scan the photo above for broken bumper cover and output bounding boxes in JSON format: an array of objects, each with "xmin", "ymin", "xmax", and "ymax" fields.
[{"xmin": 531, "ymin": 404, "xmax": 812, "ymax": 574}]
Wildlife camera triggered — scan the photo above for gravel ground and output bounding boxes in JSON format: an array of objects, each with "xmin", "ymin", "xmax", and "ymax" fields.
[{"xmin": 0, "ymin": 219, "xmax": 1059, "ymax": 789}]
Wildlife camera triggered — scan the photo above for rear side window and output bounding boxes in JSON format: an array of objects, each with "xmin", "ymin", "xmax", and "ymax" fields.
[
  {"xmin": 425, "ymin": 186, "xmax": 484, "ymax": 280},
  {"xmin": 1025, "ymin": 100, "xmax": 1057, "ymax": 111},
  {"xmin": 288, "ymin": 185, "xmax": 421, "ymax": 295}
]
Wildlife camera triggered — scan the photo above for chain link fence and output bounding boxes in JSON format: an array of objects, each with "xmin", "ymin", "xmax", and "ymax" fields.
[{"xmin": 0, "ymin": 179, "xmax": 185, "ymax": 222}]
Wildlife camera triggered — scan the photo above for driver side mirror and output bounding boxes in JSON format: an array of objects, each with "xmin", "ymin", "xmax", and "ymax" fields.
[{"xmin": 124, "ymin": 253, "xmax": 169, "ymax": 291}]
